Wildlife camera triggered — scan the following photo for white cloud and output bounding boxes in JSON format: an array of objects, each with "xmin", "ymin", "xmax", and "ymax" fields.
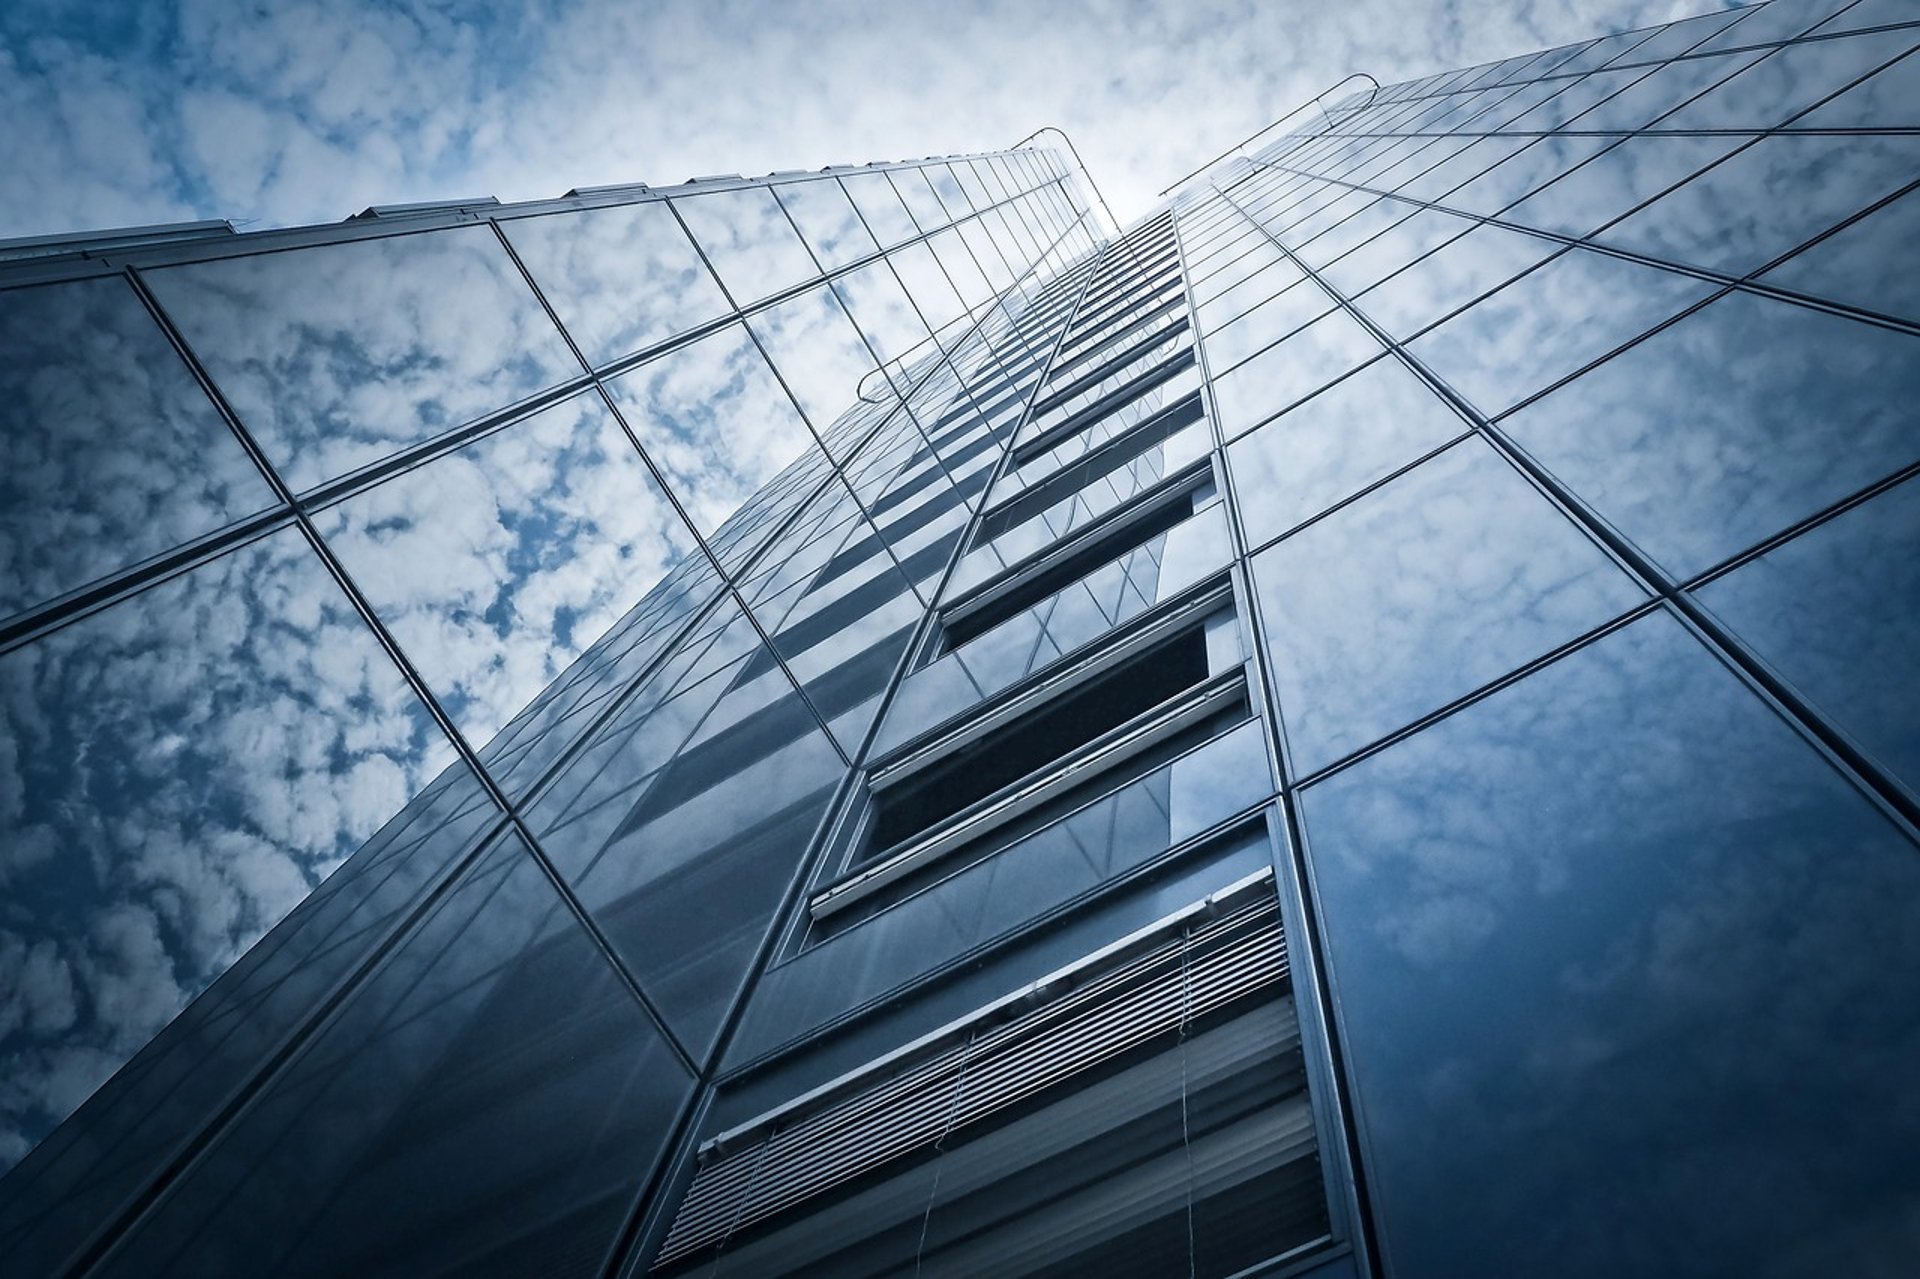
[{"xmin": 0, "ymin": 0, "xmax": 1743, "ymax": 240}]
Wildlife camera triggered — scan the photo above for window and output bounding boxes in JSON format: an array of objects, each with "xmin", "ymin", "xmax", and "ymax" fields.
[
  {"xmin": 944, "ymin": 471, "xmax": 1216, "ymax": 649},
  {"xmin": 653, "ymin": 873, "xmax": 1331, "ymax": 1278},
  {"xmin": 818, "ymin": 588, "xmax": 1245, "ymax": 922}
]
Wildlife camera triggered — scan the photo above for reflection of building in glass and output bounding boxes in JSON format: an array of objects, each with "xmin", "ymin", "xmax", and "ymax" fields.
[{"xmin": 3, "ymin": 2, "xmax": 1920, "ymax": 1273}]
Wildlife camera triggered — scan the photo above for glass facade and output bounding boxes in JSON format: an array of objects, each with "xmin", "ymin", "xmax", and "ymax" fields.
[{"xmin": 2, "ymin": 1, "xmax": 1917, "ymax": 1274}]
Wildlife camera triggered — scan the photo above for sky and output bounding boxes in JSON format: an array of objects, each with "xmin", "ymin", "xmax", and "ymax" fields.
[{"xmin": 1, "ymin": 0, "xmax": 1742, "ymax": 242}]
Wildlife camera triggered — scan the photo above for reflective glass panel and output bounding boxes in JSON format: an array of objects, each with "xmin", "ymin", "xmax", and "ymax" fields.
[
  {"xmin": 1228, "ymin": 356, "xmax": 1467, "ymax": 543},
  {"xmin": 148, "ymin": 227, "xmax": 580, "ymax": 491},
  {"xmin": 889, "ymin": 167, "xmax": 952, "ymax": 233},
  {"xmin": 1792, "ymin": 38, "xmax": 1920, "ymax": 128},
  {"xmin": 608, "ymin": 323, "xmax": 826, "ymax": 566},
  {"xmin": 502, "ymin": 199, "xmax": 729, "ymax": 366},
  {"xmin": 0, "ymin": 759, "xmax": 497, "ymax": 1274},
  {"xmin": 832, "ymin": 260, "xmax": 934, "ymax": 366},
  {"xmin": 0, "ymin": 277, "xmax": 276, "ymax": 620},
  {"xmin": 671, "ymin": 186, "xmax": 819, "ymax": 305},
  {"xmin": 1598, "ymin": 133, "xmax": 1920, "ymax": 276},
  {"xmin": 1209, "ymin": 309, "xmax": 1384, "ymax": 438},
  {"xmin": 775, "ymin": 178, "xmax": 879, "ymax": 272},
  {"xmin": 1662, "ymin": 29, "xmax": 1906, "ymax": 130},
  {"xmin": 1200, "ymin": 276, "xmax": 1336, "ymax": 374},
  {"xmin": 1699, "ymin": 475, "xmax": 1920, "ymax": 797},
  {"xmin": 94, "ymin": 831, "xmax": 693, "ymax": 1278},
  {"xmin": 530, "ymin": 597, "xmax": 845, "ymax": 1056},
  {"xmin": 1299, "ymin": 611, "xmax": 1920, "ymax": 1277},
  {"xmin": 318, "ymin": 390, "xmax": 703, "ymax": 747},
  {"xmin": 1498, "ymin": 134, "xmax": 1747, "ymax": 241},
  {"xmin": 927, "ymin": 227, "xmax": 996, "ymax": 311},
  {"xmin": 1353, "ymin": 222, "xmax": 1560, "ymax": 339},
  {"xmin": 0, "ymin": 526, "xmax": 456, "ymax": 1170},
  {"xmin": 747, "ymin": 284, "xmax": 886, "ymax": 453},
  {"xmin": 1758, "ymin": 185, "xmax": 1920, "ymax": 324},
  {"xmin": 1316, "ymin": 206, "xmax": 1476, "ymax": 299},
  {"xmin": 1407, "ymin": 248, "xmax": 1715, "ymax": 417},
  {"xmin": 839, "ymin": 172, "xmax": 922, "ymax": 250},
  {"xmin": 888, "ymin": 240, "xmax": 968, "ymax": 334},
  {"xmin": 1503, "ymin": 288, "xmax": 1920, "ymax": 579},
  {"xmin": 1253, "ymin": 438, "xmax": 1644, "ymax": 775}
]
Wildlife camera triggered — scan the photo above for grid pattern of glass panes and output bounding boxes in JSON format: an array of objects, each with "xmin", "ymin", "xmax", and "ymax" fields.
[
  {"xmin": 0, "ymin": 148, "xmax": 1101, "ymax": 1276},
  {"xmin": 3, "ymin": 0, "xmax": 1918, "ymax": 1275},
  {"xmin": 1175, "ymin": 0, "xmax": 1920, "ymax": 1275}
]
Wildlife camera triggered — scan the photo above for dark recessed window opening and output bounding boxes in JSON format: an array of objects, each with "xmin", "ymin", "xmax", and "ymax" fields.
[
  {"xmin": 943, "ymin": 479, "xmax": 1206, "ymax": 651},
  {"xmin": 983, "ymin": 396, "xmax": 1204, "ymax": 544},
  {"xmin": 862, "ymin": 624, "xmax": 1210, "ymax": 858}
]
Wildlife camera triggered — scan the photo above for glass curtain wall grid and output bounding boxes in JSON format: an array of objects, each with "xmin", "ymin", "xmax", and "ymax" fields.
[
  {"xmin": 3, "ymin": 0, "xmax": 1920, "ymax": 1275},
  {"xmin": 0, "ymin": 146, "xmax": 1105, "ymax": 1277}
]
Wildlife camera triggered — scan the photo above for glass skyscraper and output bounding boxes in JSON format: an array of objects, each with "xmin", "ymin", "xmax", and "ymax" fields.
[{"xmin": 3, "ymin": 0, "xmax": 1917, "ymax": 1274}]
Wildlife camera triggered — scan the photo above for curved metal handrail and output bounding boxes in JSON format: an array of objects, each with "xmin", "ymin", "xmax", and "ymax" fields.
[
  {"xmin": 851, "ymin": 127, "xmax": 1119, "ymax": 404},
  {"xmin": 1156, "ymin": 71, "xmax": 1380, "ymax": 197},
  {"xmin": 1010, "ymin": 125, "xmax": 1123, "ymax": 236}
]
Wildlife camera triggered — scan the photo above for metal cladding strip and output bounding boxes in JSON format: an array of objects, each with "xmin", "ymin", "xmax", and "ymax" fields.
[
  {"xmin": 1062, "ymin": 264, "xmax": 1186, "ymax": 343},
  {"xmin": 1051, "ymin": 291, "xmax": 1187, "ymax": 372},
  {"xmin": 1028, "ymin": 303, "xmax": 1188, "ymax": 415},
  {"xmin": 652, "ymin": 893, "xmax": 1292, "ymax": 1267},
  {"xmin": 1013, "ymin": 347, "xmax": 1198, "ymax": 465},
  {"xmin": 987, "ymin": 392, "xmax": 1206, "ymax": 526}
]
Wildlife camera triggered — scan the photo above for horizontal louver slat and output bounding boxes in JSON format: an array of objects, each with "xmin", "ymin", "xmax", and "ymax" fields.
[{"xmin": 654, "ymin": 894, "xmax": 1290, "ymax": 1268}]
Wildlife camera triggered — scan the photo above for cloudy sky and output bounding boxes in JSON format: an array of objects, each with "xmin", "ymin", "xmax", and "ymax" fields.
[{"xmin": 3, "ymin": 0, "xmax": 1740, "ymax": 241}]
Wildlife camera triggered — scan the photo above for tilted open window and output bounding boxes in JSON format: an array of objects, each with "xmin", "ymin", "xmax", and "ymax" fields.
[{"xmin": 814, "ymin": 587, "xmax": 1246, "ymax": 924}]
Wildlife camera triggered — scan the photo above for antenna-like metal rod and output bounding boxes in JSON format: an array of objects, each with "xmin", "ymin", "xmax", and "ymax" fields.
[{"xmin": 1155, "ymin": 71, "xmax": 1380, "ymax": 197}]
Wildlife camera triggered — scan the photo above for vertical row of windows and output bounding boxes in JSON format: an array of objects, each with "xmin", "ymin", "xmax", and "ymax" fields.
[
  {"xmin": 655, "ymin": 877, "xmax": 1328, "ymax": 1278},
  {"xmin": 655, "ymin": 204, "xmax": 1336, "ymax": 1277}
]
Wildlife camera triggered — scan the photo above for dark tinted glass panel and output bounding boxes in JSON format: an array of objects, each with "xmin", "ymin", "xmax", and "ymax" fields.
[
  {"xmin": 743, "ymin": 477, "xmax": 923, "ymax": 755},
  {"xmin": 148, "ymin": 228, "xmax": 580, "ymax": 491},
  {"xmin": 0, "ymin": 277, "xmax": 275, "ymax": 620},
  {"xmin": 0, "ymin": 762, "xmax": 498, "ymax": 1276},
  {"xmin": 96, "ymin": 831, "xmax": 693, "ymax": 1278},
  {"xmin": 865, "ymin": 627, "xmax": 1210, "ymax": 854},
  {"xmin": 1698, "ymin": 474, "xmax": 1920, "ymax": 796},
  {"xmin": 1253, "ymin": 439, "xmax": 1643, "ymax": 775},
  {"xmin": 0, "ymin": 527, "xmax": 455, "ymax": 1170},
  {"xmin": 1503, "ymin": 289, "xmax": 1920, "ymax": 579},
  {"xmin": 478, "ymin": 547, "xmax": 727, "ymax": 802},
  {"xmin": 1299, "ymin": 612, "xmax": 1920, "ymax": 1277},
  {"xmin": 530, "ymin": 598, "xmax": 844, "ymax": 1056}
]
